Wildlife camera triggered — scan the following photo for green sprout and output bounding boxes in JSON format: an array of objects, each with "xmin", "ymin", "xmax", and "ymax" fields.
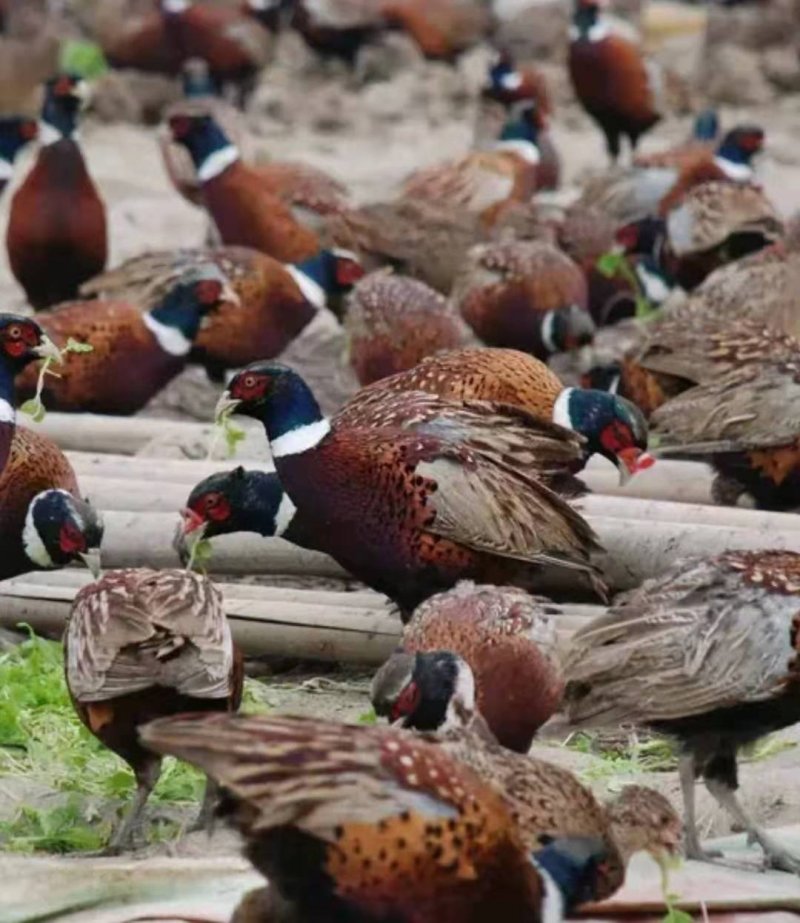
[
  {"xmin": 209, "ymin": 401, "xmax": 246, "ymax": 459},
  {"xmin": 596, "ymin": 251, "xmax": 659, "ymax": 320},
  {"xmin": 20, "ymin": 338, "xmax": 94, "ymax": 424}
]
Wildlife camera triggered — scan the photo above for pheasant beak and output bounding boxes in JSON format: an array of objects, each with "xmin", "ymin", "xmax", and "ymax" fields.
[
  {"xmin": 220, "ymin": 281, "xmax": 241, "ymax": 308},
  {"xmin": 33, "ymin": 335, "xmax": 63, "ymax": 364},
  {"xmin": 181, "ymin": 507, "xmax": 206, "ymax": 535},
  {"xmin": 79, "ymin": 547, "xmax": 102, "ymax": 579},
  {"xmin": 214, "ymin": 391, "xmax": 241, "ymax": 422},
  {"xmin": 616, "ymin": 447, "xmax": 655, "ymax": 484}
]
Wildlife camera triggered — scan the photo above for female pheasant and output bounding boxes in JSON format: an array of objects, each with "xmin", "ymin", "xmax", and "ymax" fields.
[
  {"xmin": 65, "ymin": 568, "xmax": 243, "ymax": 853},
  {"xmin": 564, "ymin": 550, "xmax": 800, "ymax": 873}
]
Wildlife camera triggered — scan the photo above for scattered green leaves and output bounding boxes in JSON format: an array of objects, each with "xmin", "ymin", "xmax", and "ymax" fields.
[
  {"xmin": 595, "ymin": 249, "xmax": 658, "ymax": 320},
  {"xmin": 566, "ymin": 730, "xmax": 678, "ymax": 779},
  {"xmin": 0, "ymin": 630, "xmax": 203, "ymax": 853},
  {"xmin": 20, "ymin": 338, "xmax": 94, "ymax": 424},
  {"xmin": 358, "ymin": 708, "xmax": 378, "ymax": 725}
]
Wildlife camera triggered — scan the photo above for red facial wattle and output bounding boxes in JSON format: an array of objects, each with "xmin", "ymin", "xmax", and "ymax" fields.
[
  {"xmin": 195, "ymin": 279, "xmax": 223, "ymax": 306},
  {"xmin": 182, "ymin": 507, "xmax": 206, "ymax": 535},
  {"xmin": 336, "ymin": 260, "xmax": 365, "ymax": 287},
  {"xmin": 390, "ymin": 682, "xmax": 420, "ymax": 722},
  {"xmin": 59, "ymin": 523, "xmax": 86, "ymax": 554}
]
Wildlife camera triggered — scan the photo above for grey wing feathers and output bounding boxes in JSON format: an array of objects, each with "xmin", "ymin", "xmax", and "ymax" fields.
[
  {"xmin": 652, "ymin": 366, "xmax": 800, "ymax": 454},
  {"xmin": 563, "ymin": 557, "xmax": 796, "ymax": 727},
  {"xmin": 66, "ymin": 569, "xmax": 233, "ymax": 703}
]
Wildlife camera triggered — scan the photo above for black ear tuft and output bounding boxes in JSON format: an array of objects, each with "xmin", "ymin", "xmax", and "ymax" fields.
[{"xmin": 233, "ymin": 466, "xmax": 246, "ymax": 479}]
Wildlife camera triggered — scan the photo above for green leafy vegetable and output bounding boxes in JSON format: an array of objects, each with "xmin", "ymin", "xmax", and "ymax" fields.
[
  {"xmin": 0, "ymin": 628, "xmax": 269, "ymax": 853},
  {"xmin": 358, "ymin": 708, "xmax": 378, "ymax": 725},
  {"xmin": 184, "ymin": 526, "xmax": 214, "ymax": 573},
  {"xmin": 209, "ymin": 400, "xmax": 246, "ymax": 459},
  {"xmin": 658, "ymin": 852, "xmax": 694, "ymax": 923},
  {"xmin": 59, "ymin": 40, "xmax": 109, "ymax": 80},
  {"xmin": 595, "ymin": 249, "xmax": 659, "ymax": 320}
]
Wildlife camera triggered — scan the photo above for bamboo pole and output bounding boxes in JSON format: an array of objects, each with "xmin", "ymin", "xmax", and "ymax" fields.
[
  {"xmin": 0, "ymin": 578, "xmax": 599, "ymax": 663},
  {"xmin": 75, "ymin": 470, "xmax": 800, "ymax": 533},
  {"xmin": 580, "ymin": 456, "xmax": 716, "ymax": 504},
  {"xmin": 30, "ymin": 413, "xmax": 217, "ymax": 455},
  {"xmin": 94, "ymin": 510, "xmax": 800, "ymax": 591},
  {"xmin": 67, "ymin": 451, "xmax": 273, "ymax": 483}
]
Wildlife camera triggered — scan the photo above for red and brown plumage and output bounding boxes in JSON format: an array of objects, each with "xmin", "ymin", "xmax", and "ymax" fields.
[
  {"xmin": 380, "ymin": 0, "xmax": 490, "ymax": 61},
  {"xmin": 0, "ymin": 427, "xmax": 103, "ymax": 580},
  {"xmin": 0, "ymin": 314, "xmax": 59, "ymax": 477},
  {"xmin": 65, "ymin": 568, "xmax": 243, "ymax": 854},
  {"xmin": 96, "ymin": 6, "xmax": 178, "ymax": 75},
  {"xmin": 15, "ymin": 265, "xmax": 233, "ymax": 414},
  {"xmin": 568, "ymin": 0, "xmax": 661, "ymax": 161},
  {"xmin": 564, "ymin": 550, "xmax": 800, "ymax": 873},
  {"xmin": 7, "ymin": 75, "xmax": 107, "ymax": 308},
  {"xmin": 252, "ymin": 159, "xmax": 351, "ymax": 234},
  {"xmin": 141, "ymin": 711, "xmax": 610, "ymax": 921},
  {"xmin": 342, "ymin": 346, "xmax": 652, "ymax": 480},
  {"xmin": 168, "ymin": 113, "xmax": 320, "ymax": 264},
  {"xmin": 222, "ymin": 361, "xmax": 606, "ymax": 614},
  {"xmin": 452, "ymin": 240, "xmax": 595, "ymax": 359},
  {"xmin": 291, "ymin": 0, "xmax": 386, "ymax": 63},
  {"xmin": 160, "ymin": 0, "xmax": 273, "ymax": 102},
  {"xmin": 81, "ymin": 247, "xmax": 318, "ymax": 380},
  {"xmin": 372, "ymin": 581, "xmax": 564, "ymax": 752},
  {"xmin": 344, "ymin": 269, "xmax": 473, "ymax": 386}
]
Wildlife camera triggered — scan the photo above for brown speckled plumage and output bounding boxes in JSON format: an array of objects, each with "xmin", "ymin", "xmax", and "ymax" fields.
[
  {"xmin": 344, "ymin": 270, "xmax": 473, "ymax": 385},
  {"xmin": 65, "ymin": 568, "xmax": 242, "ymax": 852},
  {"xmin": 401, "ymin": 582, "xmax": 565, "ymax": 751},
  {"xmin": 140, "ymin": 713, "xmax": 554, "ymax": 922},
  {"xmin": 563, "ymin": 550, "xmax": 800, "ymax": 872},
  {"xmin": 227, "ymin": 362, "xmax": 604, "ymax": 613},
  {"xmin": 345, "ymin": 347, "xmax": 567, "ymax": 423},
  {"xmin": 401, "ymin": 149, "xmax": 538, "ymax": 226},
  {"xmin": 324, "ymin": 198, "xmax": 491, "ymax": 294},
  {"xmin": 452, "ymin": 241, "xmax": 593, "ymax": 358},
  {"xmin": 439, "ymin": 728, "xmax": 679, "ymax": 900}
]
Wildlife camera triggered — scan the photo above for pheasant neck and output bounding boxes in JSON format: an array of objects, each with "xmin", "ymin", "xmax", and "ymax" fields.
[{"xmin": 260, "ymin": 372, "xmax": 331, "ymax": 459}]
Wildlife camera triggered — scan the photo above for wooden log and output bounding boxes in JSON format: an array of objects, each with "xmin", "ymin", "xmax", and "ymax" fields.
[
  {"xmin": 581, "ymin": 457, "xmax": 715, "ymax": 505},
  {"xmin": 99, "ymin": 511, "xmax": 347, "ymax": 576},
  {"xmin": 0, "ymin": 579, "xmax": 599, "ymax": 663},
  {"xmin": 596, "ymin": 518, "xmax": 800, "ymax": 590},
  {"xmin": 67, "ymin": 451, "xmax": 272, "ymax": 483},
  {"xmin": 94, "ymin": 510, "xmax": 800, "ymax": 591},
  {"xmin": 578, "ymin": 495, "xmax": 800, "ymax": 532},
  {"xmin": 30, "ymin": 413, "xmax": 216, "ymax": 455},
  {"xmin": 77, "ymin": 470, "xmax": 800, "ymax": 533}
]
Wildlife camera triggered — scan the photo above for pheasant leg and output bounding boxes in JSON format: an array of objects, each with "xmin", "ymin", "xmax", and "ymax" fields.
[
  {"xmin": 104, "ymin": 759, "xmax": 161, "ymax": 856},
  {"xmin": 706, "ymin": 778, "xmax": 800, "ymax": 875},
  {"xmin": 679, "ymin": 754, "xmax": 721, "ymax": 861},
  {"xmin": 188, "ymin": 776, "xmax": 219, "ymax": 834}
]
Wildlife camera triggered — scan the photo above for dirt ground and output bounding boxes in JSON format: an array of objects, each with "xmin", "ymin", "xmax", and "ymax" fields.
[{"xmin": 1, "ymin": 13, "xmax": 800, "ymax": 865}]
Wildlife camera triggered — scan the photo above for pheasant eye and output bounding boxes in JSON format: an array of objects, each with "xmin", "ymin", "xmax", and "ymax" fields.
[{"xmin": 204, "ymin": 493, "xmax": 230, "ymax": 522}]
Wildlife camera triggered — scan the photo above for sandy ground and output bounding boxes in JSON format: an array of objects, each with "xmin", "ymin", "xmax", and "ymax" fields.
[{"xmin": 1, "ymin": 22, "xmax": 800, "ymax": 865}]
